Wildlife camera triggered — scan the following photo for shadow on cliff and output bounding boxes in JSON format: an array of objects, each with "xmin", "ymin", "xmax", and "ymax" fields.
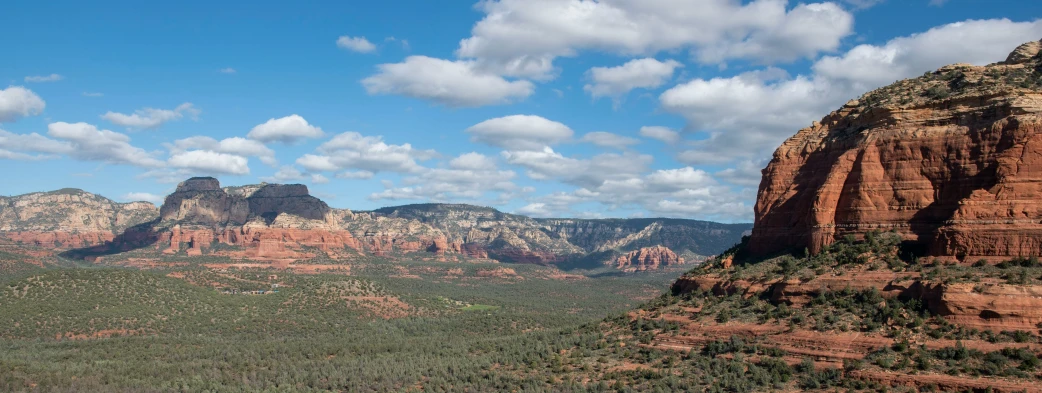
[
  {"xmin": 58, "ymin": 221, "xmax": 163, "ymax": 261},
  {"xmin": 754, "ymin": 120, "xmax": 1009, "ymax": 260},
  {"xmin": 246, "ymin": 184, "xmax": 329, "ymax": 225}
]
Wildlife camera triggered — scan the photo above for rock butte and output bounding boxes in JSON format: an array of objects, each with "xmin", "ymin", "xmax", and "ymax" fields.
[
  {"xmin": 0, "ymin": 177, "xmax": 749, "ymax": 269},
  {"xmin": 749, "ymin": 39, "xmax": 1042, "ymax": 261}
]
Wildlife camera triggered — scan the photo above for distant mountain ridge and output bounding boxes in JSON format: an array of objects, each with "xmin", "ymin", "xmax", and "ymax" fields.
[{"xmin": 0, "ymin": 177, "xmax": 751, "ymax": 269}]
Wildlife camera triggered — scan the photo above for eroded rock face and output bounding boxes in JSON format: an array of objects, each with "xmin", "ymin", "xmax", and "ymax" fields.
[
  {"xmin": 0, "ymin": 189, "xmax": 158, "ymax": 247},
  {"xmin": 750, "ymin": 39, "xmax": 1042, "ymax": 259},
  {"xmin": 612, "ymin": 246, "xmax": 685, "ymax": 271}
]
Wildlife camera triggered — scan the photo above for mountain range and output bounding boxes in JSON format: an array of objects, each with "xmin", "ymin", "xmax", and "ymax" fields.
[{"xmin": 0, "ymin": 176, "xmax": 750, "ymax": 270}]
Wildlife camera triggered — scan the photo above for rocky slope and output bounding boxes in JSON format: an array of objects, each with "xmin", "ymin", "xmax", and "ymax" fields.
[
  {"xmin": 750, "ymin": 39, "xmax": 1042, "ymax": 260},
  {"xmin": 0, "ymin": 189, "xmax": 157, "ymax": 248},
  {"xmin": 1, "ymin": 178, "xmax": 749, "ymax": 267}
]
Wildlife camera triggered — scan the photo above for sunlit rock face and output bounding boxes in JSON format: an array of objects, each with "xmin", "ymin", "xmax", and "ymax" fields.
[{"xmin": 750, "ymin": 39, "xmax": 1042, "ymax": 261}]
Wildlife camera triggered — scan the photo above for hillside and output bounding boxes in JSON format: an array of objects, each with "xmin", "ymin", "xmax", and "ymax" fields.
[{"xmin": 0, "ymin": 178, "xmax": 749, "ymax": 270}]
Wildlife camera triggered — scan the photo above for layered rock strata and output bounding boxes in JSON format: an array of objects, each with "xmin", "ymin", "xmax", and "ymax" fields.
[{"xmin": 750, "ymin": 39, "xmax": 1042, "ymax": 260}]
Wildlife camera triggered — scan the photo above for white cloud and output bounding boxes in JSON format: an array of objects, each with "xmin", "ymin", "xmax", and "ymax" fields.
[
  {"xmin": 0, "ymin": 86, "xmax": 46, "ymax": 122},
  {"xmin": 639, "ymin": 126, "xmax": 680, "ymax": 144},
  {"xmin": 715, "ymin": 160, "xmax": 766, "ymax": 187},
  {"xmin": 337, "ymin": 36, "xmax": 377, "ymax": 53},
  {"xmin": 297, "ymin": 131, "xmax": 436, "ymax": 174},
  {"xmin": 247, "ymin": 114, "xmax": 324, "ymax": 144},
  {"xmin": 661, "ymin": 18, "xmax": 1042, "ymax": 167},
  {"xmin": 0, "ymin": 149, "xmax": 52, "ymax": 161},
  {"xmin": 584, "ymin": 58, "xmax": 682, "ymax": 102},
  {"xmin": 261, "ymin": 166, "xmax": 309, "ymax": 183},
  {"xmin": 449, "ymin": 152, "xmax": 498, "ymax": 170},
  {"xmin": 579, "ymin": 131, "xmax": 639, "ymax": 149},
  {"xmin": 840, "ymin": 0, "xmax": 885, "ymax": 9},
  {"xmin": 168, "ymin": 150, "xmax": 250, "ymax": 175},
  {"xmin": 516, "ymin": 203, "xmax": 552, "ymax": 217},
  {"xmin": 123, "ymin": 192, "xmax": 164, "ymax": 205},
  {"xmin": 219, "ymin": 67, "xmax": 237, "ymax": 74},
  {"xmin": 814, "ymin": 19, "xmax": 1042, "ymax": 89},
  {"xmin": 361, "ymin": 56, "xmax": 534, "ymax": 107},
  {"xmin": 516, "ymin": 165, "xmax": 752, "ymax": 221},
  {"xmin": 168, "ymin": 136, "xmax": 277, "ymax": 166},
  {"xmin": 466, "ymin": 115, "xmax": 573, "ymax": 150},
  {"xmin": 82, "ymin": 92, "xmax": 103, "ymax": 97},
  {"xmin": 456, "ymin": 0, "xmax": 854, "ymax": 79},
  {"xmin": 370, "ymin": 152, "xmax": 516, "ymax": 202},
  {"xmin": 503, "ymin": 147, "xmax": 651, "ymax": 189},
  {"xmin": 661, "ymin": 69, "xmax": 838, "ymax": 164},
  {"xmin": 0, "ymin": 129, "xmax": 73, "ymax": 157},
  {"xmin": 47, "ymin": 122, "xmax": 165, "ymax": 167},
  {"xmin": 645, "ymin": 167, "xmax": 717, "ymax": 191},
  {"xmin": 101, "ymin": 102, "xmax": 199, "ymax": 130},
  {"xmin": 310, "ymin": 173, "xmax": 329, "ymax": 184},
  {"xmin": 695, "ymin": 3, "xmax": 853, "ymax": 64},
  {"xmin": 24, "ymin": 74, "xmax": 63, "ymax": 83},
  {"xmin": 336, "ymin": 170, "xmax": 375, "ymax": 180}
]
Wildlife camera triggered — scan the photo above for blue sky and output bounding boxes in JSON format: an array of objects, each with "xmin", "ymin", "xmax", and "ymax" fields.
[{"xmin": 1, "ymin": 0, "xmax": 1040, "ymax": 222}]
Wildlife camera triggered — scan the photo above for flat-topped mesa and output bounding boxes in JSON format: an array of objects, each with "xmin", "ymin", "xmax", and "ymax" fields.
[
  {"xmin": 748, "ymin": 39, "xmax": 1042, "ymax": 260},
  {"xmin": 159, "ymin": 178, "xmax": 333, "ymax": 228},
  {"xmin": 175, "ymin": 177, "xmax": 222, "ymax": 192}
]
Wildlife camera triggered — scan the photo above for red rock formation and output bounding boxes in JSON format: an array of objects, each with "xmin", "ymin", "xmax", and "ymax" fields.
[
  {"xmin": 612, "ymin": 246, "xmax": 685, "ymax": 271},
  {"xmin": 750, "ymin": 40, "xmax": 1042, "ymax": 260}
]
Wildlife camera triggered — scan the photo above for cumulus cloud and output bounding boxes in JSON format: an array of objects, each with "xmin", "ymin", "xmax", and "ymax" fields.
[
  {"xmin": 24, "ymin": 74, "xmax": 63, "ymax": 83},
  {"xmin": 466, "ymin": 115, "xmax": 573, "ymax": 150},
  {"xmin": 370, "ymin": 152, "xmax": 516, "ymax": 202},
  {"xmin": 337, "ymin": 36, "xmax": 377, "ymax": 53},
  {"xmin": 639, "ymin": 126, "xmax": 681, "ymax": 144},
  {"xmin": 362, "ymin": 56, "xmax": 534, "ymax": 107},
  {"xmin": 456, "ymin": 0, "xmax": 854, "ymax": 79},
  {"xmin": 101, "ymin": 102, "xmax": 199, "ymax": 130},
  {"xmin": 336, "ymin": 170, "xmax": 375, "ymax": 180},
  {"xmin": 247, "ymin": 114, "xmax": 324, "ymax": 144},
  {"xmin": 584, "ymin": 58, "xmax": 682, "ymax": 102},
  {"xmin": 123, "ymin": 192, "xmax": 165, "ymax": 205},
  {"xmin": 579, "ymin": 131, "xmax": 639, "ymax": 150},
  {"xmin": 168, "ymin": 150, "xmax": 250, "ymax": 175},
  {"xmin": 47, "ymin": 122, "xmax": 165, "ymax": 167},
  {"xmin": 503, "ymin": 147, "xmax": 651, "ymax": 189},
  {"xmin": 661, "ymin": 18, "xmax": 1042, "ymax": 167},
  {"xmin": 168, "ymin": 136, "xmax": 277, "ymax": 166},
  {"xmin": 661, "ymin": 68, "xmax": 838, "ymax": 164},
  {"xmin": 0, "ymin": 129, "xmax": 73, "ymax": 159},
  {"xmin": 813, "ymin": 19, "xmax": 1042, "ymax": 89},
  {"xmin": 297, "ymin": 131, "xmax": 436, "ymax": 174},
  {"xmin": 516, "ymin": 165, "xmax": 752, "ymax": 221},
  {"xmin": 0, "ymin": 86, "xmax": 46, "ymax": 122},
  {"xmin": 715, "ymin": 159, "xmax": 767, "ymax": 187}
]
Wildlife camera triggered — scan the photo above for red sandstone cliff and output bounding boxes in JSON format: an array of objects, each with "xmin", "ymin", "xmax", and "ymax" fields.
[
  {"xmin": 611, "ymin": 246, "xmax": 685, "ymax": 271},
  {"xmin": 750, "ymin": 39, "xmax": 1042, "ymax": 260}
]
